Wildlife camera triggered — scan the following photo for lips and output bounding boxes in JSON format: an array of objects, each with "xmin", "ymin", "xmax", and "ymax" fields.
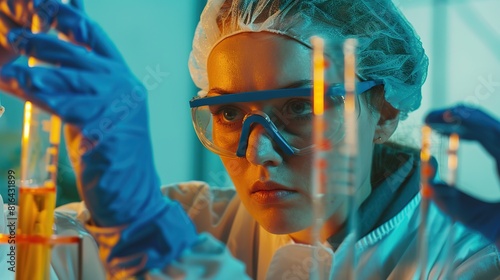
[
  {"xmin": 250, "ymin": 181, "xmax": 295, "ymax": 193},
  {"xmin": 250, "ymin": 181, "xmax": 299, "ymax": 204}
]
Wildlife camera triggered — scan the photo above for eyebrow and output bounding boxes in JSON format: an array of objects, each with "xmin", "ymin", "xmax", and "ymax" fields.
[
  {"xmin": 207, "ymin": 79, "xmax": 313, "ymax": 95},
  {"xmin": 282, "ymin": 79, "xmax": 313, "ymax": 89}
]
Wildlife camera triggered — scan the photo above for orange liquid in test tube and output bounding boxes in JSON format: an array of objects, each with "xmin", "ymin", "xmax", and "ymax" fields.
[{"xmin": 16, "ymin": 12, "xmax": 61, "ymax": 279}]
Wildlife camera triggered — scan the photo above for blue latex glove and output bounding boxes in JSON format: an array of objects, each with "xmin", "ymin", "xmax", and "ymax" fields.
[
  {"xmin": 0, "ymin": 0, "xmax": 84, "ymax": 64},
  {"xmin": 0, "ymin": 0, "xmax": 198, "ymax": 276},
  {"xmin": 0, "ymin": 12, "xmax": 18, "ymax": 64},
  {"xmin": 425, "ymin": 105, "xmax": 500, "ymax": 248}
]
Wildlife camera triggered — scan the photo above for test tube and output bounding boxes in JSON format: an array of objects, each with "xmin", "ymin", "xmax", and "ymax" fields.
[
  {"xmin": 436, "ymin": 133, "xmax": 460, "ymax": 278},
  {"xmin": 417, "ymin": 125, "xmax": 432, "ymax": 279},
  {"xmin": 310, "ymin": 36, "xmax": 329, "ymax": 280},
  {"xmin": 342, "ymin": 38, "xmax": 359, "ymax": 280},
  {"xmin": 16, "ymin": 12, "xmax": 62, "ymax": 280},
  {"xmin": 417, "ymin": 127, "xmax": 460, "ymax": 278},
  {"xmin": 17, "ymin": 102, "xmax": 61, "ymax": 280},
  {"xmin": 310, "ymin": 37, "xmax": 360, "ymax": 279}
]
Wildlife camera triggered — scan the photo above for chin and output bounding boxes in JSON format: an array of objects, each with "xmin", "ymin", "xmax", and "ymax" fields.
[{"xmin": 255, "ymin": 209, "xmax": 312, "ymax": 235}]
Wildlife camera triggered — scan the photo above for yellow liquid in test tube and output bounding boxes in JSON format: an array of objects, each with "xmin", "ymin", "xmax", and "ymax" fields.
[
  {"xmin": 17, "ymin": 100, "xmax": 60, "ymax": 280},
  {"xmin": 16, "ymin": 187, "xmax": 56, "ymax": 280},
  {"xmin": 17, "ymin": 102, "xmax": 60, "ymax": 280},
  {"xmin": 17, "ymin": 10, "xmax": 62, "ymax": 274}
]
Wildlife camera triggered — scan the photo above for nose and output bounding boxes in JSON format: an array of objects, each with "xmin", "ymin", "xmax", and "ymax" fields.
[{"xmin": 246, "ymin": 124, "xmax": 283, "ymax": 167}]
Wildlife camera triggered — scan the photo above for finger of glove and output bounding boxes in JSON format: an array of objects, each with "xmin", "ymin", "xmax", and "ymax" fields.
[
  {"xmin": 425, "ymin": 105, "xmax": 500, "ymax": 164},
  {"xmin": 0, "ymin": 0, "xmax": 34, "ymax": 25},
  {"xmin": 0, "ymin": 12, "xmax": 19, "ymax": 48},
  {"xmin": 36, "ymin": 2, "xmax": 124, "ymax": 62},
  {"xmin": 430, "ymin": 182, "xmax": 500, "ymax": 242},
  {"xmin": 0, "ymin": 63, "xmax": 126, "ymax": 124},
  {"xmin": 425, "ymin": 105, "xmax": 500, "ymax": 139},
  {"xmin": 8, "ymin": 28, "xmax": 114, "ymax": 72},
  {"xmin": 1, "ymin": 1, "xmax": 81, "ymax": 30},
  {"xmin": 67, "ymin": 0, "xmax": 84, "ymax": 11},
  {"xmin": 0, "ymin": 13, "xmax": 19, "ymax": 64},
  {"xmin": 0, "ymin": 62, "xmax": 114, "ymax": 93}
]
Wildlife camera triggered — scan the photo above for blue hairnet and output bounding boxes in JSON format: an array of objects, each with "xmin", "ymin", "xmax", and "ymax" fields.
[{"xmin": 189, "ymin": 0, "xmax": 429, "ymax": 118}]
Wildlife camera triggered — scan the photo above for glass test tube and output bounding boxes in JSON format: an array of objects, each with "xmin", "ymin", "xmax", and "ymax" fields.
[
  {"xmin": 417, "ymin": 125, "xmax": 432, "ymax": 279},
  {"xmin": 309, "ymin": 37, "xmax": 360, "ymax": 280},
  {"xmin": 16, "ymin": 13, "xmax": 62, "ymax": 280},
  {"xmin": 417, "ymin": 126, "xmax": 459, "ymax": 279},
  {"xmin": 17, "ymin": 102, "xmax": 60, "ymax": 280},
  {"xmin": 310, "ymin": 36, "xmax": 329, "ymax": 280},
  {"xmin": 435, "ymin": 132, "xmax": 460, "ymax": 279},
  {"xmin": 342, "ymin": 38, "xmax": 359, "ymax": 280}
]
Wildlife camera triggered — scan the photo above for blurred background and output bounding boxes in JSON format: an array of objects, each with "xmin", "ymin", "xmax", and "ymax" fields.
[{"xmin": 0, "ymin": 0, "xmax": 499, "ymax": 205}]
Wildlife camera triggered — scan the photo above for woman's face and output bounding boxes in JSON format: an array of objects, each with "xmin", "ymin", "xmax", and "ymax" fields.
[{"xmin": 207, "ymin": 32, "xmax": 380, "ymax": 241}]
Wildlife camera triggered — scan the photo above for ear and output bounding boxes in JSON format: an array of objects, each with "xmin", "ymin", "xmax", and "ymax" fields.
[
  {"xmin": 374, "ymin": 115, "xmax": 399, "ymax": 143},
  {"xmin": 373, "ymin": 100, "xmax": 400, "ymax": 144}
]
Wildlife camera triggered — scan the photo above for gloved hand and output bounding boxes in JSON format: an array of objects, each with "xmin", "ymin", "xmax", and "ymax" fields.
[
  {"xmin": 0, "ymin": 0, "xmax": 84, "ymax": 64},
  {"xmin": 0, "ymin": 10, "xmax": 18, "ymax": 65},
  {"xmin": 425, "ymin": 105, "xmax": 500, "ymax": 248},
  {"xmin": 0, "ymin": 0, "xmax": 198, "ymax": 277}
]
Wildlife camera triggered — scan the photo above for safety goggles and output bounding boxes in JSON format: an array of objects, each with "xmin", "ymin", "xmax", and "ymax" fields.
[{"xmin": 189, "ymin": 80, "xmax": 383, "ymax": 158}]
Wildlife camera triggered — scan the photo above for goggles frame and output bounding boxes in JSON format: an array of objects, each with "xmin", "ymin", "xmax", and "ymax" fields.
[
  {"xmin": 189, "ymin": 80, "xmax": 383, "ymax": 158},
  {"xmin": 190, "ymin": 80, "xmax": 383, "ymax": 108}
]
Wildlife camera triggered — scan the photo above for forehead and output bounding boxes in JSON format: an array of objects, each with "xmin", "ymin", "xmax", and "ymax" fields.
[{"xmin": 207, "ymin": 32, "xmax": 313, "ymax": 93}]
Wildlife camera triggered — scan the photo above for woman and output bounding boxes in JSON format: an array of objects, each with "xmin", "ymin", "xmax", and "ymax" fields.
[
  {"xmin": 0, "ymin": 0, "xmax": 499, "ymax": 279},
  {"xmin": 164, "ymin": 1, "xmax": 499, "ymax": 278}
]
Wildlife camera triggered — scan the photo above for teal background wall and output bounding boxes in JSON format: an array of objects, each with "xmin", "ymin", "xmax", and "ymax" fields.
[{"xmin": 84, "ymin": 0, "xmax": 205, "ymax": 185}]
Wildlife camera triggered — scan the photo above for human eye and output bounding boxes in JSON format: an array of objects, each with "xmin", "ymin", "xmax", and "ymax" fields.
[
  {"xmin": 283, "ymin": 99, "xmax": 312, "ymax": 120},
  {"xmin": 211, "ymin": 105, "xmax": 245, "ymax": 126}
]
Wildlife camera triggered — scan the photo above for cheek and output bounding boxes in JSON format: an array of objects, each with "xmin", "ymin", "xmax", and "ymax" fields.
[
  {"xmin": 357, "ymin": 100, "xmax": 379, "ymax": 148},
  {"xmin": 285, "ymin": 154, "xmax": 314, "ymax": 189},
  {"xmin": 220, "ymin": 157, "xmax": 247, "ymax": 182},
  {"xmin": 359, "ymin": 126, "xmax": 376, "ymax": 156},
  {"xmin": 355, "ymin": 103, "xmax": 379, "ymax": 198}
]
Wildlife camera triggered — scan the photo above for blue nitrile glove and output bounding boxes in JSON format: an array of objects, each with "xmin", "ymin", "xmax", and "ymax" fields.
[
  {"xmin": 0, "ymin": 0, "xmax": 84, "ymax": 64},
  {"xmin": 0, "ymin": 11, "xmax": 19, "ymax": 64},
  {"xmin": 425, "ymin": 105, "xmax": 500, "ymax": 175},
  {"xmin": 0, "ymin": 0, "xmax": 198, "ymax": 276},
  {"xmin": 425, "ymin": 105, "xmax": 500, "ymax": 248}
]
